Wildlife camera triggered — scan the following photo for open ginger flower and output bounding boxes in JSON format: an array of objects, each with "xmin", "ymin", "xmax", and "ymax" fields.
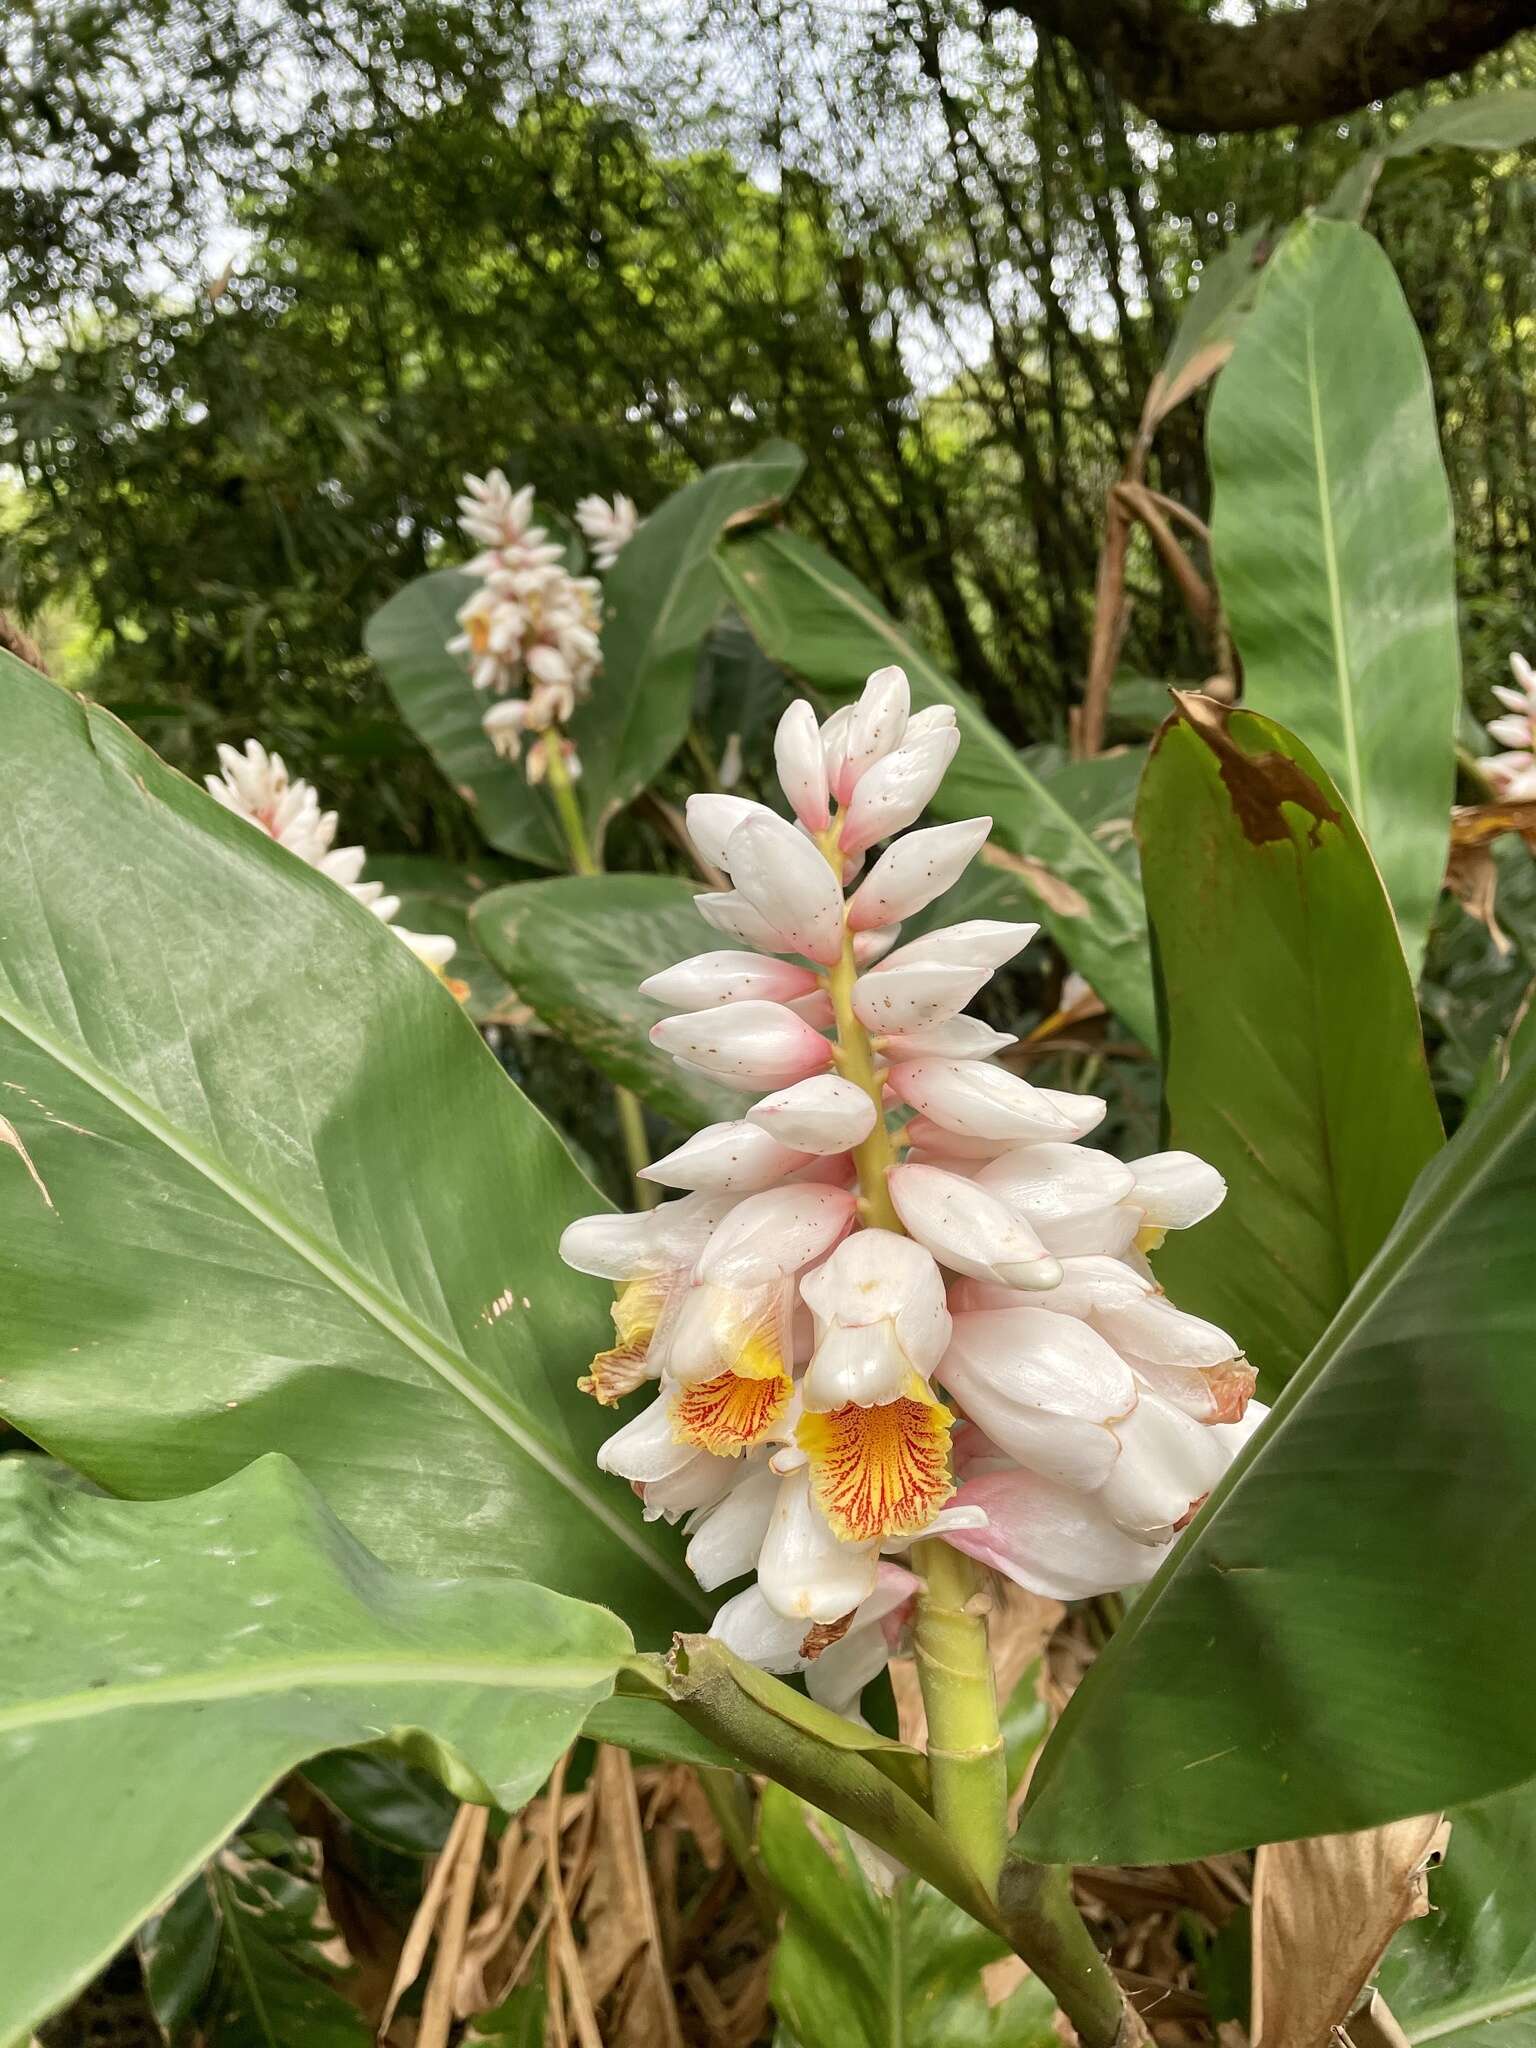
[{"xmin": 560, "ymin": 664, "xmax": 1266, "ymax": 1700}]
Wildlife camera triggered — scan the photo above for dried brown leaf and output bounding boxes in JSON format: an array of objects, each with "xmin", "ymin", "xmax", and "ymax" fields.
[
  {"xmin": 416, "ymin": 1802, "xmax": 488, "ymax": 2048},
  {"xmin": 1250, "ymin": 1815, "xmax": 1449, "ymax": 2048}
]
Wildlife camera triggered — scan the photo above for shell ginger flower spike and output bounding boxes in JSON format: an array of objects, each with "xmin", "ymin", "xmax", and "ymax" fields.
[
  {"xmin": 447, "ymin": 468, "xmax": 603, "ymax": 783},
  {"xmin": 560, "ymin": 664, "xmax": 1265, "ymax": 1701},
  {"xmin": 205, "ymin": 739, "xmax": 455, "ymax": 976},
  {"xmin": 1483, "ymin": 650, "xmax": 1536, "ymax": 800}
]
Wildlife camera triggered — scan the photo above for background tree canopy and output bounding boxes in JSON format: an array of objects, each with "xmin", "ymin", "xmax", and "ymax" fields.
[{"xmin": 1, "ymin": 0, "xmax": 1533, "ymax": 850}]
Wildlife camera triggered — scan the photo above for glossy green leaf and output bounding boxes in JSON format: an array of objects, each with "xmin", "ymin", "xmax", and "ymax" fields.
[
  {"xmin": 717, "ymin": 527, "xmax": 1156, "ymax": 1042},
  {"xmin": 472, "ymin": 873, "xmax": 742, "ymax": 1129},
  {"xmin": 1140, "ymin": 702, "xmax": 1442, "ymax": 1392},
  {"xmin": 363, "ymin": 853, "xmax": 522, "ymax": 1024},
  {"xmin": 1209, "ymin": 218, "xmax": 1460, "ymax": 977},
  {"xmin": 1376, "ymin": 1780, "xmax": 1536, "ymax": 2043},
  {"xmin": 365, "ymin": 567, "xmax": 565, "ymax": 868},
  {"xmin": 0, "ymin": 1454, "xmax": 629, "ymax": 2040},
  {"xmin": 140, "ymin": 1831, "xmax": 370, "ymax": 2047},
  {"xmin": 301, "ymin": 1749, "xmax": 458, "ymax": 1855},
  {"xmin": 0, "ymin": 658, "xmax": 703, "ymax": 1637},
  {"xmin": 577, "ymin": 440, "xmax": 805, "ymax": 841},
  {"xmin": 1017, "ymin": 1015, "xmax": 1536, "ymax": 1866},
  {"xmin": 760, "ymin": 1786, "xmax": 1058, "ymax": 2048}
]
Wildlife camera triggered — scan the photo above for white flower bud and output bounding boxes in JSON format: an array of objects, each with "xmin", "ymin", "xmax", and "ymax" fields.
[
  {"xmin": 722, "ymin": 812, "xmax": 844, "ymax": 965},
  {"xmin": 639, "ymin": 950, "xmax": 819, "ymax": 1011},
  {"xmin": 887, "ymin": 1059, "xmax": 1089, "ymax": 1144},
  {"xmin": 838, "ymin": 723, "xmax": 961, "ymax": 856},
  {"xmin": 774, "ymin": 699, "xmax": 830, "ymax": 830},
  {"xmin": 747, "ymin": 1074, "xmax": 878, "ymax": 1154},
  {"xmin": 650, "ymin": 1001, "xmax": 833, "ymax": 1091},
  {"xmin": 846, "ymin": 818, "xmax": 991, "ymax": 931},
  {"xmin": 887, "ymin": 1163, "xmax": 1061, "ymax": 1290}
]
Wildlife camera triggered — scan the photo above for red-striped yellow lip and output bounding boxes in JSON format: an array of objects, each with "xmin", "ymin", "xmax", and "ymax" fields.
[
  {"xmin": 671, "ymin": 1369, "xmax": 793, "ymax": 1456},
  {"xmin": 796, "ymin": 1389, "xmax": 955, "ymax": 1542}
]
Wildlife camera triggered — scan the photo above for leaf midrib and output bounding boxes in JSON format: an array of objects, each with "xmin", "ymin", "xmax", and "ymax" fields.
[
  {"xmin": 1410, "ymin": 1978, "xmax": 1536, "ymax": 2040},
  {"xmin": 0, "ymin": 1650, "xmax": 618, "ymax": 1734},
  {"xmin": 1303, "ymin": 312, "xmax": 1366, "ymax": 824},
  {"xmin": 0, "ymin": 988, "xmax": 705, "ymax": 1616}
]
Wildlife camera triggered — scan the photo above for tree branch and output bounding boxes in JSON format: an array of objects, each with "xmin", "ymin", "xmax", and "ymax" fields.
[{"xmin": 979, "ymin": 0, "xmax": 1536, "ymax": 134}]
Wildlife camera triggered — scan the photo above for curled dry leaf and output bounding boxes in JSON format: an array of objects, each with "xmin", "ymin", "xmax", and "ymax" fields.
[
  {"xmin": 1445, "ymin": 799, "xmax": 1536, "ymax": 953},
  {"xmin": 1250, "ymin": 1814, "xmax": 1450, "ymax": 2048}
]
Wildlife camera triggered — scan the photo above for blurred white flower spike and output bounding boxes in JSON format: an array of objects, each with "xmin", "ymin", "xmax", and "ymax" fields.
[
  {"xmin": 205, "ymin": 739, "xmax": 456, "ymax": 979},
  {"xmin": 574, "ymin": 491, "xmax": 641, "ymax": 572},
  {"xmin": 447, "ymin": 468, "xmax": 604, "ymax": 778},
  {"xmin": 559, "ymin": 665, "xmax": 1263, "ymax": 1695},
  {"xmin": 1483, "ymin": 650, "xmax": 1536, "ymax": 800}
]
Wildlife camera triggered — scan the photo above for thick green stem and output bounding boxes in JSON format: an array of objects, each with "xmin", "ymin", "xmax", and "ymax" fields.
[
  {"xmin": 912, "ymin": 1537, "xmax": 1008, "ymax": 1897},
  {"xmin": 540, "ymin": 727, "xmax": 598, "ymax": 877},
  {"xmin": 540, "ymin": 728, "xmax": 654, "ymax": 1205},
  {"xmin": 998, "ymin": 1859, "xmax": 1143, "ymax": 2048}
]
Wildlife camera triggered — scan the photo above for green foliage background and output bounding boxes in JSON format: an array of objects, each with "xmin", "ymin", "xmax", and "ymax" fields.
[{"xmin": 3, "ymin": 2, "xmax": 1534, "ymax": 849}]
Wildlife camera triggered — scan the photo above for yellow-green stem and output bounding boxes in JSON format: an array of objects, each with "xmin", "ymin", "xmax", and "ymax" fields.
[
  {"xmin": 541, "ymin": 727, "xmax": 655, "ymax": 1205},
  {"xmin": 819, "ymin": 829, "xmax": 901, "ymax": 1231},
  {"xmin": 912, "ymin": 1537, "xmax": 1008, "ymax": 1897},
  {"xmin": 540, "ymin": 727, "xmax": 598, "ymax": 878}
]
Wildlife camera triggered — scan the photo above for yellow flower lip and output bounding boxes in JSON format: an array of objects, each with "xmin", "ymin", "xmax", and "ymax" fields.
[
  {"xmin": 796, "ymin": 1391, "xmax": 955, "ymax": 1543},
  {"xmin": 671, "ymin": 1369, "xmax": 793, "ymax": 1456}
]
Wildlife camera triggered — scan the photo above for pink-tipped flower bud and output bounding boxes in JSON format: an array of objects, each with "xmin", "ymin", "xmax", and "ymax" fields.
[
  {"xmin": 685, "ymin": 793, "xmax": 777, "ymax": 871},
  {"xmin": 887, "ymin": 1162, "xmax": 1061, "ymax": 1290},
  {"xmin": 639, "ymin": 1120, "xmax": 816, "ymax": 1194},
  {"xmin": 887, "ymin": 1059, "xmax": 1093, "ymax": 1144},
  {"xmin": 697, "ymin": 1183, "xmax": 858, "ymax": 1288},
  {"xmin": 747, "ymin": 1074, "xmax": 878, "ymax": 1154},
  {"xmin": 944, "ymin": 1465, "xmax": 1165, "ymax": 1603},
  {"xmin": 879, "ymin": 1014, "xmax": 1016, "ymax": 1061},
  {"xmin": 650, "ymin": 1000, "xmax": 833, "ymax": 1091},
  {"xmin": 693, "ymin": 889, "xmax": 798, "ymax": 952},
  {"xmin": 846, "ymin": 817, "xmax": 991, "ymax": 931},
  {"xmin": 774, "ymin": 699, "xmax": 830, "ymax": 831},
  {"xmin": 722, "ymin": 813, "xmax": 844, "ymax": 966},
  {"xmin": 974, "ymin": 1143, "xmax": 1137, "ymax": 1255},
  {"xmin": 639, "ymin": 950, "xmax": 820, "ymax": 1011},
  {"xmin": 839, "ymin": 722, "xmax": 961, "ymax": 856},
  {"xmin": 837, "ymin": 665, "xmax": 911, "ymax": 800}
]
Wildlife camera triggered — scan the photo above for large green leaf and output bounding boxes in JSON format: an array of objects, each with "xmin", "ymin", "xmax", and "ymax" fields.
[
  {"xmin": 365, "ymin": 567, "xmax": 565, "ymax": 868},
  {"xmin": 1376, "ymin": 1780, "xmax": 1536, "ymax": 2043},
  {"xmin": 578, "ymin": 440, "xmax": 805, "ymax": 840},
  {"xmin": 472, "ymin": 874, "xmax": 742, "ymax": 1129},
  {"xmin": 759, "ymin": 1786, "xmax": 1058, "ymax": 2048},
  {"xmin": 1140, "ymin": 701, "xmax": 1442, "ymax": 1392},
  {"xmin": 1016, "ymin": 1017, "xmax": 1536, "ymax": 1867},
  {"xmin": 0, "ymin": 657, "xmax": 703, "ymax": 1637},
  {"xmin": 1208, "ymin": 218, "xmax": 1460, "ymax": 978},
  {"xmin": 0, "ymin": 1454, "xmax": 629, "ymax": 2040},
  {"xmin": 716, "ymin": 527, "xmax": 1156, "ymax": 1042}
]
